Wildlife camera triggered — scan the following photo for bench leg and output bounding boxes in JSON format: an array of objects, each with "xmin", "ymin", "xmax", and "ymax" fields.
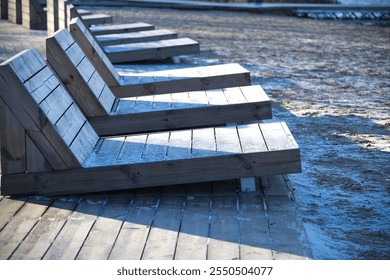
[{"xmin": 171, "ymin": 56, "xmax": 181, "ymax": 64}]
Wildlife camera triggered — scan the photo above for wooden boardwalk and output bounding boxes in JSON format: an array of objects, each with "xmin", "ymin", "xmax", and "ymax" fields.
[{"xmin": 0, "ymin": 175, "xmax": 312, "ymax": 260}]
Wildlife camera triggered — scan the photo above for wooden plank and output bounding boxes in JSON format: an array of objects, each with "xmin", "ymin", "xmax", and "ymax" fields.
[
  {"xmin": 68, "ymin": 18, "xmax": 120, "ymax": 86},
  {"xmin": 0, "ymin": 197, "xmax": 28, "ymax": 231},
  {"xmin": 166, "ymin": 130, "xmax": 192, "ymax": 160},
  {"xmin": 69, "ymin": 121, "xmax": 99, "ymax": 165},
  {"xmin": 24, "ymin": 66, "xmax": 61, "ymax": 104},
  {"xmin": 81, "ymin": 14, "xmax": 113, "ymax": 27},
  {"xmin": 42, "ymin": 195, "xmax": 107, "ymax": 260},
  {"xmin": 108, "ymin": 196, "xmax": 159, "ymax": 260},
  {"xmin": 39, "ymin": 85, "xmax": 73, "ymax": 125},
  {"xmin": 191, "ymin": 127, "xmax": 216, "ymax": 158},
  {"xmin": 10, "ymin": 197, "xmax": 79, "ymax": 260},
  {"xmin": 97, "ymin": 29, "xmax": 178, "ymax": 46},
  {"xmin": 215, "ymin": 125, "xmax": 242, "ymax": 155},
  {"xmin": 54, "ymin": 104, "xmax": 86, "ymax": 146},
  {"xmin": 260, "ymin": 122, "xmax": 299, "ymax": 151},
  {"xmin": 46, "ymin": 34, "xmax": 110, "ymax": 117},
  {"xmin": 116, "ymin": 134, "xmax": 147, "ymax": 165},
  {"xmin": 0, "ymin": 97, "xmax": 26, "ymax": 174},
  {"xmin": 85, "ymin": 136, "xmax": 125, "ymax": 167},
  {"xmin": 0, "ymin": 197, "xmax": 52, "ymax": 259},
  {"xmin": 8, "ymin": 0, "xmax": 22, "ymax": 24},
  {"xmin": 76, "ymin": 194, "xmax": 133, "ymax": 260},
  {"xmin": 26, "ymin": 134, "xmax": 52, "ymax": 172},
  {"xmin": 90, "ymin": 22, "xmax": 155, "ymax": 36},
  {"xmin": 265, "ymin": 195, "xmax": 307, "ymax": 260},
  {"xmin": 141, "ymin": 196, "xmax": 185, "ymax": 260},
  {"xmin": 104, "ymin": 38, "xmax": 200, "ymax": 64},
  {"xmin": 114, "ymin": 63, "xmax": 250, "ymax": 98},
  {"xmin": 141, "ymin": 131, "xmax": 170, "ymax": 163},
  {"xmin": 174, "ymin": 196, "xmax": 210, "ymax": 260},
  {"xmin": 238, "ymin": 192, "xmax": 273, "ymax": 260},
  {"xmin": 207, "ymin": 196, "xmax": 240, "ymax": 260},
  {"xmin": 237, "ymin": 123, "xmax": 268, "ymax": 153}
]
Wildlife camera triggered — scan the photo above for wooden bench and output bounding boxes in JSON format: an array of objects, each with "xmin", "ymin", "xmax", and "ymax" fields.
[
  {"xmin": 56, "ymin": 20, "xmax": 251, "ymax": 98},
  {"xmin": 96, "ymin": 29, "xmax": 179, "ymax": 46},
  {"xmin": 67, "ymin": 3, "xmax": 112, "ymax": 27},
  {"xmin": 43, "ymin": 36, "xmax": 272, "ymax": 135},
  {"xmin": 0, "ymin": 48, "xmax": 301, "ymax": 197}
]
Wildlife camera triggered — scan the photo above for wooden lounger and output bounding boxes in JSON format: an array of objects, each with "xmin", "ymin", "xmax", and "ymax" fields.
[
  {"xmin": 96, "ymin": 29, "xmax": 179, "ymax": 46},
  {"xmin": 21, "ymin": 0, "xmax": 47, "ymax": 30},
  {"xmin": 42, "ymin": 43, "xmax": 272, "ymax": 135},
  {"xmin": 49, "ymin": 24, "xmax": 250, "ymax": 98},
  {"xmin": 66, "ymin": 3, "xmax": 155, "ymax": 35},
  {"xmin": 0, "ymin": 49, "xmax": 301, "ymax": 197},
  {"xmin": 67, "ymin": 3, "xmax": 112, "ymax": 27}
]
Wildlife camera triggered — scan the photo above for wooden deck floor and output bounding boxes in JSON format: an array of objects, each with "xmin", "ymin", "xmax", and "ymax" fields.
[{"xmin": 0, "ymin": 175, "xmax": 312, "ymax": 260}]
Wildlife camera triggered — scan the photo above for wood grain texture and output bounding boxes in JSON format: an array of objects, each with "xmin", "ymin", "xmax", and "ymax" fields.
[
  {"xmin": 174, "ymin": 196, "xmax": 210, "ymax": 260},
  {"xmin": 42, "ymin": 195, "xmax": 107, "ymax": 260},
  {"xmin": 109, "ymin": 196, "xmax": 159, "ymax": 260},
  {"xmin": 0, "ymin": 197, "xmax": 52, "ymax": 259},
  {"xmin": 97, "ymin": 29, "xmax": 178, "ymax": 46},
  {"xmin": 105, "ymin": 38, "xmax": 200, "ymax": 63},
  {"xmin": 76, "ymin": 194, "xmax": 133, "ymax": 260},
  {"xmin": 90, "ymin": 22, "xmax": 155, "ymax": 36},
  {"xmin": 10, "ymin": 198, "xmax": 79, "ymax": 260},
  {"xmin": 142, "ymin": 196, "xmax": 185, "ymax": 260}
]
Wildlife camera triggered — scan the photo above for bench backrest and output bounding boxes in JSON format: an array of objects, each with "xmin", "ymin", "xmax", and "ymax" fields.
[
  {"xmin": 47, "ymin": 28, "xmax": 116, "ymax": 117},
  {"xmin": 0, "ymin": 49, "xmax": 99, "ymax": 172},
  {"xmin": 68, "ymin": 17, "xmax": 121, "ymax": 87}
]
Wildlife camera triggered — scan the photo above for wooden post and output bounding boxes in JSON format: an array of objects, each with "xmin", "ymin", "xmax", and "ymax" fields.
[
  {"xmin": 1, "ymin": 0, "xmax": 8, "ymax": 19},
  {"xmin": 47, "ymin": 0, "xmax": 58, "ymax": 35},
  {"xmin": 22, "ymin": 0, "xmax": 47, "ymax": 30},
  {"xmin": 8, "ymin": 0, "xmax": 22, "ymax": 24},
  {"xmin": 58, "ymin": 0, "xmax": 67, "ymax": 29}
]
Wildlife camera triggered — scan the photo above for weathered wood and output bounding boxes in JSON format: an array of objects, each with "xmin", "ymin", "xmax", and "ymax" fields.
[
  {"xmin": 47, "ymin": 0, "xmax": 58, "ymax": 35},
  {"xmin": 10, "ymin": 198, "xmax": 79, "ymax": 260},
  {"xmin": 109, "ymin": 196, "xmax": 159, "ymax": 260},
  {"xmin": 90, "ymin": 22, "xmax": 155, "ymax": 36},
  {"xmin": 238, "ymin": 192, "xmax": 273, "ymax": 259},
  {"xmin": 67, "ymin": 4, "xmax": 112, "ymax": 27},
  {"xmin": 81, "ymin": 13, "xmax": 113, "ymax": 27},
  {"xmin": 0, "ymin": 197, "xmax": 28, "ymax": 231},
  {"xmin": 142, "ymin": 196, "xmax": 185, "ymax": 260},
  {"xmin": 1, "ymin": 121, "xmax": 301, "ymax": 197},
  {"xmin": 8, "ymin": 0, "xmax": 22, "ymax": 24},
  {"xmin": 208, "ymin": 195, "xmax": 240, "ymax": 260},
  {"xmin": 76, "ymin": 195, "xmax": 133, "ymax": 260},
  {"xmin": 0, "ymin": 197, "xmax": 52, "ymax": 259},
  {"xmin": 22, "ymin": 0, "xmax": 47, "ymax": 30},
  {"xmin": 104, "ymin": 38, "xmax": 200, "ymax": 64},
  {"xmin": 0, "ymin": 97, "xmax": 26, "ymax": 174},
  {"xmin": 261, "ymin": 175, "xmax": 308, "ymax": 260},
  {"xmin": 1, "ymin": 0, "xmax": 8, "ymax": 19},
  {"xmin": 174, "ymin": 196, "xmax": 210, "ymax": 260},
  {"xmin": 42, "ymin": 195, "xmax": 107, "ymax": 260},
  {"xmin": 97, "ymin": 29, "xmax": 178, "ymax": 46},
  {"xmin": 26, "ymin": 134, "xmax": 52, "ymax": 172},
  {"xmin": 68, "ymin": 18, "xmax": 251, "ymax": 96},
  {"xmin": 0, "ymin": 49, "xmax": 90, "ymax": 170}
]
